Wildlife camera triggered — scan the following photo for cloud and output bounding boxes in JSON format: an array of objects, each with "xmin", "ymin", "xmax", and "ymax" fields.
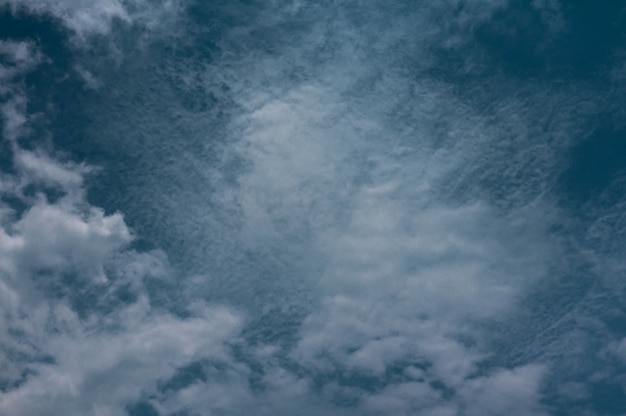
[
  {"xmin": 0, "ymin": 118, "xmax": 244, "ymax": 416},
  {"xmin": 608, "ymin": 337, "xmax": 626, "ymax": 364},
  {"xmin": 1, "ymin": 0, "xmax": 125, "ymax": 37},
  {"xmin": 458, "ymin": 364, "xmax": 547, "ymax": 416},
  {"xmin": 0, "ymin": 300, "xmax": 243, "ymax": 415},
  {"xmin": 0, "ymin": 41, "xmax": 41, "ymax": 95},
  {"xmin": 231, "ymin": 71, "xmax": 557, "ymax": 413},
  {"xmin": 1, "ymin": 96, "xmax": 29, "ymax": 143},
  {"xmin": 0, "ymin": 0, "xmax": 183, "ymax": 42},
  {"xmin": 531, "ymin": 0, "xmax": 565, "ymax": 32},
  {"xmin": 15, "ymin": 149, "xmax": 89, "ymax": 190},
  {"xmin": 0, "ymin": 38, "xmax": 244, "ymax": 416},
  {"xmin": 2, "ymin": 1, "xmax": 625, "ymax": 414},
  {"xmin": 12, "ymin": 196, "xmax": 130, "ymax": 280}
]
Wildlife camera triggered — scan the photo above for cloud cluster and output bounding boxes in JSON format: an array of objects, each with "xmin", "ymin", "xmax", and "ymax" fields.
[
  {"xmin": 0, "ymin": 38, "xmax": 245, "ymax": 415},
  {"xmin": 214, "ymin": 4, "xmax": 563, "ymax": 411},
  {"xmin": 2, "ymin": 1, "xmax": 626, "ymax": 414}
]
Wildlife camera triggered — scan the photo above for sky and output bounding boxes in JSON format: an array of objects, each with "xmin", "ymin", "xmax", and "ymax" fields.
[{"xmin": 0, "ymin": 1, "xmax": 625, "ymax": 415}]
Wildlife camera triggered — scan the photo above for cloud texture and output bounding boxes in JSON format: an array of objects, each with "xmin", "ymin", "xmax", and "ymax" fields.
[{"xmin": 1, "ymin": 0, "xmax": 626, "ymax": 414}]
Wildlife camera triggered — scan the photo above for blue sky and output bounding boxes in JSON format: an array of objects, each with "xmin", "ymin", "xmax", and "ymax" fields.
[{"xmin": 1, "ymin": 1, "xmax": 625, "ymax": 415}]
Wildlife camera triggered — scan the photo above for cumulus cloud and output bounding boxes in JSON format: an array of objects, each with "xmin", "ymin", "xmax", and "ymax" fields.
[
  {"xmin": 0, "ymin": 299, "xmax": 243, "ymax": 415},
  {"xmin": 0, "ymin": 137, "xmax": 243, "ymax": 416},
  {"xmin": 0, "ymin": 37, "xmax": 245, "ymax": 416}
]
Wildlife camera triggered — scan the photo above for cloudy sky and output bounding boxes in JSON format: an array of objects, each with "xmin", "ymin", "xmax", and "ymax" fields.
[{"xmin": 1, "ymin": 1, "xmax": 625, "ymax": 415}]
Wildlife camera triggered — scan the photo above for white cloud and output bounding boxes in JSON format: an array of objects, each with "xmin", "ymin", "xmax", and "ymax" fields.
[
  {"xmin": 0, "ymin": 0, "xmax": 183, "ymax": 43},
  {"xmin": 0, "ymin": 38, "xmax": 245, "ymax": 415},
  {"xmin": 0, "ymin": 41, "xmax": 41, "ymax": 83},
  {"xmin": 13, "ymin": 196, "xmax": 130, "ymax": 281},
  {"xmin": 458, "ymin": 364, "xmax": 547, "ymax": 416},
  {"xmin": 15, "ymin": 149, "xmax": 90, "ymax": 190},
  {"xmin": 233, "ymin": 78, "xmax": 556, "ymax": 413},
  {"xmin": 2, "ymin": 1, "xmax": 616, "ymax": 414},
  {"xmin": 1, "ymin": 0, "xmax": 129, "ymax": 37},
  {"xmin": 608, "ymin": 337, "xmax": 626, "ymax": 364},
  {"xmin": 0, "ymin": 41, "xmax": 40, "ymax": 148},
  {"xmin": 73, "ymin": 65, "xmax": 101, "ymax": 89},
  {"xmin": 0, "ymin": 300, "xmax": 243, "ymax": 415},
  {"xmin": 0, "ymin": 140, "xmax": 244, "ymax": 416},
  {"xmin": 1, "ymin": 97, "xmax": 29, "ymax": 142},
  {"xmin": 359, "ymin": 381, "xmax": 454, "ymax": 416}
]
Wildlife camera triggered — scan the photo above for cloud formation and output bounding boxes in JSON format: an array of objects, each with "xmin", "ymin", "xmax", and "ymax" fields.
[
  {"xmin": 0, "ymin": 0, "xmax": 182, "ymax": 41},
  {"xmin": 1, "ymin": 1, "xmax": 626, "ymax": 415},
  {"xmin": 0, "ymin": 36, "xmax": 244, "ymax": 415}
]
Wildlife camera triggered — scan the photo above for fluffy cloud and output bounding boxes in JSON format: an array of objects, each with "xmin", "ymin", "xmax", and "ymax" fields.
[
  {"xmin": 0, "ymin": 299, "xmax": 243, "ymax": 415},
  {"xmin": 0, "ymin": 39, "xmax": 244, "ymax": 415},
  {"xmin": 0, "ymin": 121, "xmax": 245, "ymax": 416}
]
